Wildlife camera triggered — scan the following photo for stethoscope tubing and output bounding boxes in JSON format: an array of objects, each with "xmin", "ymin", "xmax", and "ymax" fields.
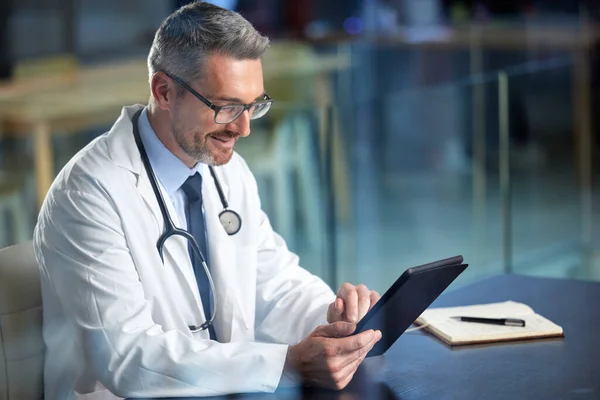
[{"xmin": 132, "ymin": 108, "xmax": 237, "ymax": 332}]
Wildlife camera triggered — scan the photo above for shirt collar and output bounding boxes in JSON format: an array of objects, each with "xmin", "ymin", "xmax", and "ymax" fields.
[{"xmin": 138, "ymin": 107, "xmax": 205, "ymax": 196}]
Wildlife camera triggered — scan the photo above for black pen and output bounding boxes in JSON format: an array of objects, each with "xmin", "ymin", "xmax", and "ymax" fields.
[{"xmin": 453, "ymin": 316, "xmax": 526, "ymax": 327}]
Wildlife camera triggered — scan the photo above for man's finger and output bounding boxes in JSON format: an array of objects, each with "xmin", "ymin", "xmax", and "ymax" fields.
[
  {"xmin": 328, "ymin": 297, "xmax": 344, "ymax": 320},
  {"xmin": 317, "ymin": 321, "xmax": 357, "ymax": 338},
  {"xmin": 336, "ymin": 297, "xmax": 344, "ymax": 313},
  {"xmin": 327, "ymin": 301, "xmax": 338, "ymax": 323},
  {"xmin": 334, "ymin": 330, "xmax": 381, "ymax": 369},
  {"xmin": 338, "ymin": 283, "xmax": 358, "ymax": 322},
  {"xmin": 330, "ymin": 329, "xmax": 378, "ymax": 355},
  {"xmin": 369, "ymin": 290, "xmax": 380, "ymax": 310},
  {"xmin": 356, "ymin": 284, "xmax": 371, "ymax": 321},
  {"xmin": 332, "ymin": 335, "xmax": 379, "ymax": 387}
]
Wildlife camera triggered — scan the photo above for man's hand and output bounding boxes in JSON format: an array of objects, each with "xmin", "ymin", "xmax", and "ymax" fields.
[
  {"xmin": 327, "ymin": 283, "xmax": 380, "ymax": 324},
  {"xmin": 284, "ymin": 322, "xmax": 382, "ymax": 390}
]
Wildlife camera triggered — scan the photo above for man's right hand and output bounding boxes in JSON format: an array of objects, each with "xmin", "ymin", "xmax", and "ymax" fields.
[{"xmin": 283, "ymin": 322, "xmax": 382, "ymax": 390}]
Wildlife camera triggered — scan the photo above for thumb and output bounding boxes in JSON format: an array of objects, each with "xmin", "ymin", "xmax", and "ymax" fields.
[
  {"xmin": 316, "ymin": 321, "xmax": 357, "ymax": 338},
  {"xmin": 327, "ymin": 298, "xmax": 344, "ymax": 322}
]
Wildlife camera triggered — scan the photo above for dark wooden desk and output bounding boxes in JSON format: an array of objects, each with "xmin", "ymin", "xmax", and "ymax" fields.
[{"xmin": 134, "ymin": 274, "xmax": 600, "ymax": 400}]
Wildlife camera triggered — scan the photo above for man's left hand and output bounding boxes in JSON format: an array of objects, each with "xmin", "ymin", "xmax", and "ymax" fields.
[{"xmin": 327, "ymin": 283, "xmax": 380, "ymax": 324}]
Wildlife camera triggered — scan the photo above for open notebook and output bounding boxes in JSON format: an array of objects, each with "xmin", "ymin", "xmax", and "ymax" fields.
[{"xmin": 414, "ymin": 301, "xmax": 564, "ymax": 346}]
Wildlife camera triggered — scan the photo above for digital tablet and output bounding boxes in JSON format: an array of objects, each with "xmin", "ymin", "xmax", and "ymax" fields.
[{"xmin": 355, "ymin": 255, "xmax": 468, "ymax": 357}]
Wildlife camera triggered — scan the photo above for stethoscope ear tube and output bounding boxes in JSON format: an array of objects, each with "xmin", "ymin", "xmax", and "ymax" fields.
[{"xmin": 207, "ymin": 152, "xmax": 243, "ymax": 236}]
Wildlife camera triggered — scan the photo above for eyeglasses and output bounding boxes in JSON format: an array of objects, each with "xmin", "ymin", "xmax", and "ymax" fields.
[{"xmin": 162, "ymin": 71, "xmax": 273, "ymax": 124}]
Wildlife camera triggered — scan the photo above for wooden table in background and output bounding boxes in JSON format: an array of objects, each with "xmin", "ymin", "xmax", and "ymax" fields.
[
  {"xmin": 0, "ymin": 51, "xmax": 348, "ymax": 208},
  {"xmin": 0, "ymin": 59, "xmax": 150, "ymax": 208}
]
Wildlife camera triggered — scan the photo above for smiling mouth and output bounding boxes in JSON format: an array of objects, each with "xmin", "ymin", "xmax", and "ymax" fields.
[
  {"xmin": 208, "ymin": 135, "xmax": 239, "ymax": 150},
  {"xmin": 210, "ymin": 135, "xmax": 235, "ymax": 143}
]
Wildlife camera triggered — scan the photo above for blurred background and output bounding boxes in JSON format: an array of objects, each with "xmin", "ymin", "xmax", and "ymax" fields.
[{"xmin": 1, "ymin": 0, "xmax": 600, "ymax": 293}]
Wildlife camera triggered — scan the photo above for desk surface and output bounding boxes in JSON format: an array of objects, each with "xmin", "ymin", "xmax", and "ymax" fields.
[{"xmin": 134, "ymin": 274, "xmax": 600, "ymax": 400}]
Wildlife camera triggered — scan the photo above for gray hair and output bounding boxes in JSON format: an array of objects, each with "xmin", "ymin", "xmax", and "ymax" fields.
[{"xmin": 148, "ymin": 1, "xmax": 270, "ymax": 92}]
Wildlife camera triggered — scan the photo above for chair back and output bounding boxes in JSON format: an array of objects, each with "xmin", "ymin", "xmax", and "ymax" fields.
[{"xmin": 0, "ymin": 241, "xmax": 44, "ymax": 399}]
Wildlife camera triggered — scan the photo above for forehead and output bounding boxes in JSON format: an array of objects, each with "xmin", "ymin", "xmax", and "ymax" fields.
[{"xmin": 199, "ymin": 54, "xmax": 264, "ymax": 102}]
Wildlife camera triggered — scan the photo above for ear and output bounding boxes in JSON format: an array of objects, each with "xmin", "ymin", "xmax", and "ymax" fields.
[{"xmin": 150, "ymin": 71, "xmax": 177, "ymax": 111}]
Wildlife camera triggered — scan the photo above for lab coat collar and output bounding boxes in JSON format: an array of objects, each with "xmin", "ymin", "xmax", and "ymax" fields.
[{"xmin": 106, "ymin": 104, "xmax": 145, "ymax": 175}]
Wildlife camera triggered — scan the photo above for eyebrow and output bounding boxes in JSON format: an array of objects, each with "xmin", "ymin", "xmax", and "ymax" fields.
[{"xmin": 212, "ymin": 92, "xmax": 267, "ymax": 103}]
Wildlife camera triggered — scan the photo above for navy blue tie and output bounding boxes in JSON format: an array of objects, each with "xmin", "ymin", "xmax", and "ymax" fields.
[{"xmin": 181, "ymin": 173, "xmax": 217, "ymax": 340}]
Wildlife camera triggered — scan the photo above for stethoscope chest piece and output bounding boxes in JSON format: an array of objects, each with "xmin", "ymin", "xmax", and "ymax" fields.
[{"xmin": 219, "ymin": 209, "xmax": 242, "ymax": 235}]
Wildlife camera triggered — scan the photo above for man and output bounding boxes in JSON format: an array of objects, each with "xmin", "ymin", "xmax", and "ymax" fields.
[{"xmin": 34, "ymin": 2, "xmax": 381, "ymax": 399}]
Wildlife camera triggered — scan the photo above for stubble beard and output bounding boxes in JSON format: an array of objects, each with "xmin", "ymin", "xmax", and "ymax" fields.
[{"xmin": 172, "ymin": 123, "xmax": 236, "ymax": 166}]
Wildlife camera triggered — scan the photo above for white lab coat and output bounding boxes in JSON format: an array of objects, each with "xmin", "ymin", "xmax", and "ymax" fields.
[{"xmin": 34, "ymin": 105, "xmax": 336, "ymax": 400}]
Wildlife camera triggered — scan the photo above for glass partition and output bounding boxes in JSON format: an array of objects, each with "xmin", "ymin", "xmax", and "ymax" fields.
[
  {"xmin": 328, "ymin": 77, "xmax": 506, "ymax": 294},
  {"xmin": 236, "ymin": 51, "xmax": 591, "ymax": 293},
  {"xmin": 499, "ymin": 60, "xmax": 585, "ymax": 280}
]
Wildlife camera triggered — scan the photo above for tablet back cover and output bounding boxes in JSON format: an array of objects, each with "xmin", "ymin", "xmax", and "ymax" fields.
[{"xmin": 359, "ymin": 258, "xmax": 468, "ymax": 357}]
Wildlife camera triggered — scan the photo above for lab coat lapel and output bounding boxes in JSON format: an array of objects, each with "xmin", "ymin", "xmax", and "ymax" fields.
[
  {"xmin": 201, "ymin": 168, "xmax": 248, "ymax": 342},
  {"xmin": 136, "ymin": 169, "xmax": 162, "ymax": 234}
]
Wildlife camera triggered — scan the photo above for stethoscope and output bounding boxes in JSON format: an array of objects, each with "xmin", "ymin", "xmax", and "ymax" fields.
[{"xmin": 131, "ymin": 109, "xmax": 242, "ymax": 333}]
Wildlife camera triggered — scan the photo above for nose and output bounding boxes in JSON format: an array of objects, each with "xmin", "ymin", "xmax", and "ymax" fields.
[{"xmin": 227, "ymin": 110, "xmax": 251, "ymax": 137}]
